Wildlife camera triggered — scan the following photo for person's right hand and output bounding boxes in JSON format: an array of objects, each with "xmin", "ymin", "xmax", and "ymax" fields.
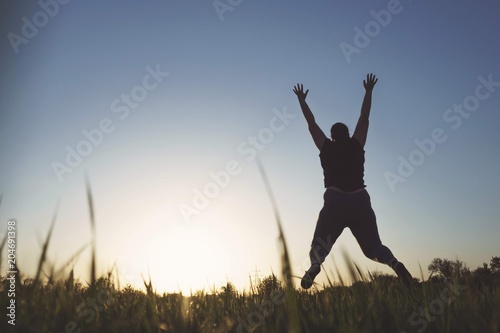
[{"xmin": 293, "ymin": 84, "xmax": 309, "ymax": 101}]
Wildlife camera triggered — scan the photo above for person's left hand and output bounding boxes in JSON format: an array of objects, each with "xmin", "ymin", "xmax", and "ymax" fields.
[{"xmin": 363, "ymin": 73, "xmax": 378, "ymax": 92}]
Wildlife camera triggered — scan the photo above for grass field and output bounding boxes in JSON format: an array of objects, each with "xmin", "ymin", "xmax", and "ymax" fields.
[
  {"xmin": 1, "ymin": 174, "xmax": 499, "ymax": 333},
  {"xmin": 1, "ymin": 267, "xmax": 499, "ymax": 333}
]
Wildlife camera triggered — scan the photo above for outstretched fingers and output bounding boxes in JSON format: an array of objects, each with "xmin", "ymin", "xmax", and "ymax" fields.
[
  {"xmin": 367, "ymin": 73, "xmax": 378, "ymax": 84},
  {"xmin": 364, "ymin": 73, "xmax": 378, "ymax": 90},
  {"xmin": 293, "ymin": 83, "xmax": 309, "ymax": 98}
]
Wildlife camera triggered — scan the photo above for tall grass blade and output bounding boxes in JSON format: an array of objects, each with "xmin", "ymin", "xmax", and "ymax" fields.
[
  {"xmin": 0, "ymin": 228, "xmax": 7, "ymax": 276},
  {"xmin": 341, "ymin": 247, "xmax": 361, "ymax": 284},
  {"xmin": 256, "ymin": 158, "xmax": 300, "ymax": 333},
  {"xmin": 324, "ymin": 268, "xmax": 337, "ymax": 289},
  {"xmin": 419, "ymin": 262, "xmax": 425, "ymax": 282},
  {"xmin": 367, "ymin": 269, "xmax": 374, "ymax": 282},
  {"xmin": 66, "ymin": 268, "xmax": 74, "ymax": 291},
  {"xmin": 311, "ymin": 250, "xmax": 334, "ymax": 289},
  {"xmin": 85, "ymin": 172, "xmax": 97, "ymax": 289},
  {"xmin": 108, "ymin": 261, "xmax": 117, "ymax": 283},
  {"xmin": 334, "ymin": 260, "xmax": 345, "ymax": 286},
  {"xmin": 353, "ymin": 262, "xmax": 366, "ymax": 282},
  {"xmin": 53, "ymin": 243, "xmax": 90, "ymax": 279},
  {"xmin": 249, "ymin": 274, "xmax": 255, "ymax": 295},
  {"xmin": 35, "ymin": 206, "xmax": 58, "ymax": 283},
  {"xmin": 47, "ymin": 262, "xmax": 56, "ymax": 283}
]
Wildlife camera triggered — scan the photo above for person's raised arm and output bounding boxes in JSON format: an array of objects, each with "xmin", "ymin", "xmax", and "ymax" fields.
[
  {"xmin": 353, "ymin": 73, "xmax": 378, "ymax": 148},
  {"xmin": 293, "ymin": 83, "xmax": 327, "ymax": 151}
]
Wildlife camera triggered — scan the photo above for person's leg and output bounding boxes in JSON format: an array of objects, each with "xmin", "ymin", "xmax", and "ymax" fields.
[
  {"xmin": 302, "ymin": 190, "xmax": 346, "ymax": 289},
  {"xmin": 349, "ymin": 190, "xmax": 413, "ymax": 285},
  {"xmin": 309, "ymin": 190, "xmax": 347, "ymax": 265}
]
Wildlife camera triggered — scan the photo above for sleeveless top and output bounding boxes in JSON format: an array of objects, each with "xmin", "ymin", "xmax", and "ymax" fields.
[{"xmin": 319, "ymin": 138, "xmax": 366, "ymax": 191}]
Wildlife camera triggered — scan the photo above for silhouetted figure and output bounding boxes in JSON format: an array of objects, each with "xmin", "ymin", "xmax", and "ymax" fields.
[{"xmin": 293, "ymin": 74, "xmax": 412, "ymax": 289}]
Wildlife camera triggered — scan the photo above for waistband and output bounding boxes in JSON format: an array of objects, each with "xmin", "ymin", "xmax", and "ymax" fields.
[{"xmin": 326, "ymin": 186, "xmax": 366, "ymax": 194}]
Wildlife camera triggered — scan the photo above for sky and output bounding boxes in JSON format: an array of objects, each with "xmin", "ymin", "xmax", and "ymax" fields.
[{"xmin": 0, "ymin": 0, "xmax": 499, "ymax": 293}]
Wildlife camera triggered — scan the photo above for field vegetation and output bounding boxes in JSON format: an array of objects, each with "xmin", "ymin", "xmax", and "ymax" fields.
[{"xmin": 1, "ymin": 175, "xmax": 498, "ymax": 333}]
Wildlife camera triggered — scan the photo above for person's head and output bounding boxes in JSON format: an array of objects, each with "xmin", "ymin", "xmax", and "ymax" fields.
[{"xmin": 330, "ymin": 122, "xmax": 350, "ymax": 143}]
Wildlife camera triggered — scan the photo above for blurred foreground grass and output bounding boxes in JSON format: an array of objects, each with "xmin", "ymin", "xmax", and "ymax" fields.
[
  {"xmin": 1, "ymin": 172, "xmax": 499, "ymax": 333},
  {"xmin": 0, "ymin": 271, "xmax": 499, "ymax": 333}
]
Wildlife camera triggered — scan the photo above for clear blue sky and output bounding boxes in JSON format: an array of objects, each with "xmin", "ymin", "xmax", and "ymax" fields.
[{"xmin": 1, "ymin": 0, "xmax": 499, "ymax": 292}]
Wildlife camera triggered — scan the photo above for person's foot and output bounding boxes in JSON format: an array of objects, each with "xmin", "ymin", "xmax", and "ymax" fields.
[
  {"xmin": 393, "ymin": 262, "xmax": 413, "ymax": 286},
  {"xmin": 301, "ymin": 265, "xmax": 321, "ymax": 289}
]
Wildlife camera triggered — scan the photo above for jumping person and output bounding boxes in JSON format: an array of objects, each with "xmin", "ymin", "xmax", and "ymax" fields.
[{"xmin": 293, "ymin": 74, "xmax": 413, "ymax": 289}]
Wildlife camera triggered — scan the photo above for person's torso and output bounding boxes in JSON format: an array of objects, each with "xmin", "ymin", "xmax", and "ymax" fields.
[{"xmin": 319, "ymin": 138, "xmax": 366, "ymax": 191}]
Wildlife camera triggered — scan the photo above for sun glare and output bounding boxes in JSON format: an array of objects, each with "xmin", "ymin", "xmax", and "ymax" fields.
[{"xmin": 118, "ymin": 222, "xmax": 230, "ymax": 294}]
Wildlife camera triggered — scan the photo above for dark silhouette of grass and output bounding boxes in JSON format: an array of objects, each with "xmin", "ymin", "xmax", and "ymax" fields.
[
  {"xmin": 0, "ymin": 195, "xmax": 5, "ymax": 274},
  {"xmin": 0, "ymin": 230, "xmax": 7, "ymax": 275},
  {"xmin": 34, "ymin": 205, "xmax": 58, "ymax": 283},
  {"xmin": 52, "ymin": 242, "xmax": 89, "ymax": 280},
  {"xmin": 257, "ymin": 158, "xmax": 300, "ymax": 333},
  {"xmin": 1, "ymin": 172, "xmax": 499, "ymax": 332},
  {"xmin": 85, "ymin": 172, "xmax": 97, "ymax": 289}
]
